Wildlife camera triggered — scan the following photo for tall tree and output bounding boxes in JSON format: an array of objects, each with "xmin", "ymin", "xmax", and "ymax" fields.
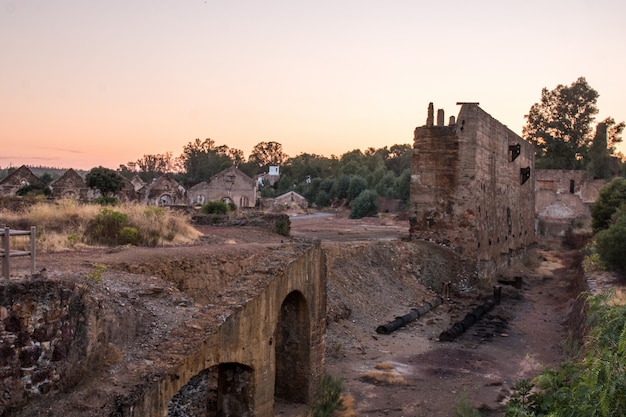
[
  {"xmin": 247, "ymin": 141, "xmax": 288, "ymax": 174},
  {"xmin": 523, "ymin": 77, "xmax": 599, "ymax": 169},
  {"xmin": 178, "ymin": 138, "xmax": 234, "ymax": 185}
]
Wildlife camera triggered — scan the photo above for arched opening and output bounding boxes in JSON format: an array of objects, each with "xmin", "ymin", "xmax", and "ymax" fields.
[
  {"xmin": 274, "ymin": 291, "xmax": 310, "ymax": 404},
  {"xmin": 168, "ymin": 366, "xmax": 218, "ymax": 417},
  {"xmin": 168, "ymin": 363, "xmax": 254, "ymax": 417}
]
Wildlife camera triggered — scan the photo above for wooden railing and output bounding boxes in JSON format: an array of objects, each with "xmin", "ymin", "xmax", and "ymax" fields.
[{"xmin": 0, "ymin": 226, "xmax": 36, "ymax": 278}]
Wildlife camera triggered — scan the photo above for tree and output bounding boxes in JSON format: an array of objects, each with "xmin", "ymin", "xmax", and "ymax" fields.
[
  {"xmin": 595, "ymin": 207, "xmax": 626, "ymax": 273},
  {"xmin": 122, "ymin": 152, "xmax": 175, "ymax": 182},
  {"xmin": 178, "ymin": 138, "xmax": 234, "ymax": 185},
  {"xmin": 85, "ymin": 166, "xmax": 125, "ymax": 197},
  {"xmin": 247, "ymin": 141, "xmax": 288, "ymax": 174},
  {"xmin": 590, "ymin": 177, "xmax": 626, "ymax": 232},
  {"xmin": 349, "ymin": 189, "xmax": 378, "ymax": 219},
  {"xmin": 523, "ymin": 77, "xmax": 599, "ymax": 169}
]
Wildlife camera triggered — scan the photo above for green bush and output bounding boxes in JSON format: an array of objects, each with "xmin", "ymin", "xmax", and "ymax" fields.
[
  {"xmin": 119, "ymin": 226, "xmax": 140, "ymax": 245},
  {"xmin": 274, "ymin": 216, "xmax": 290, "ymax": 237},
  {"xmin": 594, "ymin": 208, "xmax": 626, "ymax": 273},
  {"xmin": 85, "ymin": 208, "xmax": 129, "ymax": 245},
  {"xmin": 590, "ymin": 177, "xmax": 626, "ymax": 232},
  {"xmin": 201, "ymin": 201, "xmax": 230, "ymax": 215},
  {"xmin": 349, "ymin": 189, "xmax": 378, "ymax": 219}
]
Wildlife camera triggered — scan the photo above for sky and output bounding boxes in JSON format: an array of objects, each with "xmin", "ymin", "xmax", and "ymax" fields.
[{"xmin": 2, "ymin": 0, "xmax": 625, "ymax": 170}]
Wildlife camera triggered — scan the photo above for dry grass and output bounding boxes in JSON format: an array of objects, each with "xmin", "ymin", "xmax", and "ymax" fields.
[
  {"xmin": 334, "ymin": 394, "xmax": 358, "ymax": 417},
  {"xmin": 0, "ymin": 200, "xmax": 201, "ymax": 251},
  {"xmin": 360, "ymin": 362, "xmax": 409, "ymax": 386}
]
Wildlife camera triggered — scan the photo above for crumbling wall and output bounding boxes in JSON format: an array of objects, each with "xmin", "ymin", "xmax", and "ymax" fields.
[
  {"xmin": 410, "ymin": 103, "xmax": 535, "ymax": 281},
  {"xmin": 535, "ymin": 169, "xmax": 607, "ymax": 238},
  {"xmin": 1, "ymin": 278, "xmax": 145, "ymax": 416}
]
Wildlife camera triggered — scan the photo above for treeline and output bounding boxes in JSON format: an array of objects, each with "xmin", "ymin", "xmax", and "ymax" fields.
[
  {"xmin": 1, "ymin": 140, "xmax": 413, "ymax": 215},
  {"xmin": 117, "ymin": 140, "xmax": 413, "ymax": 213}
]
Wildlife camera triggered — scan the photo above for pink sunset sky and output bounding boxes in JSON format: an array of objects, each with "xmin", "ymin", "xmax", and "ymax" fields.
[{"xmin": 2, "ymin": 0, "xmax": 625, "ymax": 170}]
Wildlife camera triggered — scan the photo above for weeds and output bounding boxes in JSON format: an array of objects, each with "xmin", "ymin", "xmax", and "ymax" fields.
[
  {"xmin": 455, "ymin": 393, "xmax": 482, "ymax": 417},
  {"xmin": 84, "ymin": 263, "xmax": 106, "ymax": 284},
  {"xmin": 311, "ymin": 374, "xmax": 344, "ymax": 417}
]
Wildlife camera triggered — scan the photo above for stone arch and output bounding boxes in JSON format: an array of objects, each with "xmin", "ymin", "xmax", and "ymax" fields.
[
  {"xmin": 167, "ymin": 362, "xmax": 254, "ymax": 417},
  {"xmin": 274, "ymin": 290, "xmax": 311, "ymax": 404},
  {"xmin": 159, "ymin": 193, "xmax": 173, "ymax": 206}
]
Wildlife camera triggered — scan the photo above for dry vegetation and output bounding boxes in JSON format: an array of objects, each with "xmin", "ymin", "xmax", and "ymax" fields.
[{"xmin": 0, "ymin": 200, "xmax": 201, "ymax": 251}]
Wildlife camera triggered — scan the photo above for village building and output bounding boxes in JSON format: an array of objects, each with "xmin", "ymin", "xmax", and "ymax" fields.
[
  {"xmin": 409, "ymin": 102, "xmax": 536, "ymax": 281},
  {"xmin": 141, "ymin": 173, "xmax": 186, "ymax": 206},
  {"xmin": 535, "ymin": 169, "xmax": 607, "ymax": 238},
  {"xmin": 188, "ymin": 167, "xmax": 257, "ymax": 208},
  {"xmin": 49, "ymin": 168, "xmax": 89, "ymax": 200},
  {"xmin": 0, "ymin": 165, "xmax": 43, "ymax": 196},
  {"xmin": 272, "ymin": 191, "xmax": 308, "ymax": 211}
]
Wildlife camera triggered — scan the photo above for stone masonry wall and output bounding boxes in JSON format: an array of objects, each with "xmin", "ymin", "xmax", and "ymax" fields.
[{"xmin": 410, "ymin": 103, "xmax": 535, "ymax": 281}]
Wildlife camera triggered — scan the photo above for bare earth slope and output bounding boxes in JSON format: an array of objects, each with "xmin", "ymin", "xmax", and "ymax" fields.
[{"xmin": 7, "ymin": 212, "xmax": 581, "ymax": 417}]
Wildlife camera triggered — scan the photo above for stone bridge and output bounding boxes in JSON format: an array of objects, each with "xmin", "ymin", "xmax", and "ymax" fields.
[{"xmin": 1, "ymin": 238, "xmax": 326, "ymax": 417}]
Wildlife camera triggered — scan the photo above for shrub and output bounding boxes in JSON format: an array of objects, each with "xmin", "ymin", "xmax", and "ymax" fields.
[
  {"xmin": 94, "ymin": 196, "xmax": 118, "ymax": 206},
  {"xmin": 311, "ymin": 374, "xmax": 343, "ymax": 417},
  {"xmin": 273, "ymin": 216, "xmax": 290, "ymax": 237},
  {"xmin": 201, "ymin": 201, "xmax": 230, "ymax": 215},
  {"xmin": 594, "ymin": 208, "xmax": 626, "ymax": 273},
  {"xmin": 590, "ymin": 177, "xmax": 626, "ymax": 232},
  {"xmin": 85, "ymin": 208, "xmax": 129, "ymax": 245},
  {"xmin": 349, "ymin": 189, "xmax": 378, "ymax": 219},
  {"xmin": 119, "ymin": 226, "xmax": 140, "ymax": 245}
]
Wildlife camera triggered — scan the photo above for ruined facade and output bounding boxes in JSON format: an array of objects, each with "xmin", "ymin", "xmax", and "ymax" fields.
[
  {"xmin": 0, "ymin": 166, "xmax": 42, "ymax": 195},
  {"xmin": 410, "ymin": 103, "xmax": 535, "ymax": 281},
  {"xmin": 49, "ymin": 168, "xmax": 89, "ymax": 200},
  {"xmin": 141, "ymin": 173, "xmax": 186, "ymax": 206},
  {"xmin": 188, "ymin": 167, "xmax": 257, "ymax": 208}
]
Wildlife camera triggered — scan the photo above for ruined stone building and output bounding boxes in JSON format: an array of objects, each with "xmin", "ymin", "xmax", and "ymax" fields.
[
  {"xmin": 272, "ymin": 191, "xmax": 308, "ymax": 211},
  {"xmin": 410, "ymin": 103, "xmax": 535, "ymax": 281},
  {"xmin": 140, "ymin": 173, "xmax": 186, "ymax": 206},
  {"xmin": 0, "ymin": 165, "xmax": 42, "ymax": 195},
  {"xmin": 48, "ymin": 168, "xmax": 90, "ymax": 200},
  {"xmin": 188, "ymin": 167, "xmax": 257, "ymax": 208},
  {"xmin": 535, "ymin": 169, "xmax": 607, "ymax": 237}
]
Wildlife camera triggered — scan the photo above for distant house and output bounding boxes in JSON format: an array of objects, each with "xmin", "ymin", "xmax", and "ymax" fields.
[
  {"xmin": 0, "ymin": 165, "xmax": 43, "ymax": 196},
  {"xmin": 49, "ymin": 168, "xmax": 89, "ymax": 200},
  {"xmin": 188, "ymin": 167, "xmax": 257, "ymax": 208},
  {"xmin": 273, "ymin": 191, "xmax": 308, "ymax": 211},
  {"xmin": 141, "ymin": 174, "xmax": 186, "ymax": 206}
]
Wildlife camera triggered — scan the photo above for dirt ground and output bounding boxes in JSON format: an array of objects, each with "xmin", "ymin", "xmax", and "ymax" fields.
[
  {"xmin": 289, "ymin": 212, "xmax": 582, "ymax": 417},
  {"xmin": 7, "ymin": 210, "xmax": 585, "ymax": 417}
]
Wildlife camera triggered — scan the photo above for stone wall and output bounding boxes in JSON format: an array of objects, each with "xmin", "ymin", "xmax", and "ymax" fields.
[
  {"xmin": 410, "ymin": 103, "xmax": 535, "ymax": 281},
  {"xmin": 535, "ymin": 169, "xmax": 607, "ymax": 237},
  {"xmin": 127, "ymin": 242, "xmax": 326, "ymax": 417},
  {"xmin": 0, "ymin": 278, "xmax": 142, "ymax": 416}
]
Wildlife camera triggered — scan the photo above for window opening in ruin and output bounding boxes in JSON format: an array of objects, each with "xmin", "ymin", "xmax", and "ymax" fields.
[
  {"xmin": 569, "ymin": 179, "xmax": 575, "ymax": 194},
  {"xmin": 520, "ymin": 167, "xmax": 531, "ymax": 185},
  {"xmin": 508, "ymin": 144, "xmax": 521, "ymax": 162},
  {"xmin": 275, "ymin": 290, "xmax": 310, "ymax": 405}
]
